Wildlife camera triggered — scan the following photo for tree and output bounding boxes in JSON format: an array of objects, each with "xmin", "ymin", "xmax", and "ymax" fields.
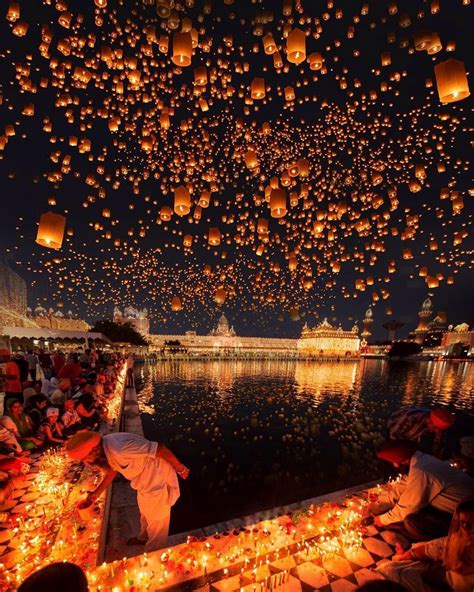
[
  {"xmin": 387, "ymin": 341, "xmax": 422, "ymax": 359},
  {"xmin": 91, "ymin": 319, "xmax": 148, "ymax": 346}
]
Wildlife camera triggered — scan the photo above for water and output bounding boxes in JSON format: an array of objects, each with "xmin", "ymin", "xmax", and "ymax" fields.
[{"xmin": 134, "ymin": 359, "xmax": 474, "ymax": 534}]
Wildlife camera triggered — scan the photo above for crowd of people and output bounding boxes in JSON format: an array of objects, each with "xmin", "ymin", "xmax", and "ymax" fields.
[{"xmin": 0, "ymin": 348, "xmax": 126, "ymax": 506}]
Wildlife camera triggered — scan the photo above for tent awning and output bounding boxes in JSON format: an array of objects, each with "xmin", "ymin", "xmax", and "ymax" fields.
[{"xmin": 1, "ymin": 326, "xmax": 111, "ymax": 344}]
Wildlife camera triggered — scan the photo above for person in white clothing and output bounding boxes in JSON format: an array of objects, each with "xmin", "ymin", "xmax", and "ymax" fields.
[
  {"xmin": 65, "ymin": 431, "xmax": 189, "ymax": 552},
  {"xmin": 377, "ymin": 498, "xmax": 474, "ymax": 592},
  {"xmin": 372, "ymin": 440, "xmax": 474, "ymax": 541}
]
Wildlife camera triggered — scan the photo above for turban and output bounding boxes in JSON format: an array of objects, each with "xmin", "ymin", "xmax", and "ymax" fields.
[
  {"xmin": 430, "ymin": 408, "xmax": 455, "ymax": 430},
  {"xmin": 59, "ymin": 380, "xmax": 70, "ymax": 390},
  {"xmin": 46, "ymin": 407, "xmax": 59, "ymax": 418},
  {"xmin": 66, "ymin": 431, "xmax": 101, "ymax": 461},
  {"xmin": 376, "ymin": 440, "xmax": 417, "ymax": 464}
]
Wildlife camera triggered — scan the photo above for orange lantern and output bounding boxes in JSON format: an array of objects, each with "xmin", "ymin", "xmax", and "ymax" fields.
[
  {"xmin": 174, "ymin": 186, "xmax": 191, "ymax": 216},
  {"xmin": 287, "ymin": 29, "xmax": 306, "ymax": 64},
  {"xmin": 270, "ymin": 189, "xmax": 287, "ymax": 218},
  {"xmin": 244, "ymin": 150, "xmax": 259, "ymax": 170},
  {"xmin": 160, "ymin": 206, "xmax": 172, "ymax": 221},
  {"xmin": 171, "ymin": 296, "xmax": 182, "ymax": 311},
  {"xmin": 172, "ymin": 32, "xmax": 192, "ymax": 67},
  {"xmin": 434, "ymin": 59, "xmax": 470, "ymax": 103},
  {"xmin": 308, "ymin": 52, "xmax": 323, "ymax": 70},
  {"xmin": 36, "ymin": 212, "xmax": 67, "ymax": 250},
  {"xmin": 251, "ymin": 78, "xmax": 266, "ymax": 100},
  {"xmin": 208, "ymin": 227, "xmax": 221, "ymax": 246}
]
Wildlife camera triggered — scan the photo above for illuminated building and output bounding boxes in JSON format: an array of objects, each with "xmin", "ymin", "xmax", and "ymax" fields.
[
  {"xmin": 442, "ymin": 323, "xmax": 474, "ymax": 357},
  {"xmin": 148, "ymin": 314, "xmax": 296, "ymax": 356},
  {"xmin": 0, "ymin": 263, "xmax": 27, "ymax": 316},
  {"xmin": 361, "ymin": 307, "xmax": 373, "ymax": 340},
  {"xmin": 114, "ymin": 306, "xmax": 150, "ymax": 336},
  {"xmin": 297, "ymin": 318, "xmax": 360, "ymax": 357},
  {"xmin": 412, "ymin": 297, "xmax": 433, "ymax": 344}
]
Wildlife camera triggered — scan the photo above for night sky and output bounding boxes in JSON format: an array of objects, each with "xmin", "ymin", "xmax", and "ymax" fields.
[{"xmin": 0, "ymin": 0, "xmax": 472, "ymax": 339}]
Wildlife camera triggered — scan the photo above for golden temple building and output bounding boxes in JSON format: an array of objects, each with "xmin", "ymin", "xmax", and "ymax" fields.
[{"xmin": 297, "ymin": 318, "xmax": 361, "ymax": 358}]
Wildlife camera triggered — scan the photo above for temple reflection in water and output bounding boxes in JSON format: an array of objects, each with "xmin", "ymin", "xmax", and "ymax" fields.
[{"xmin": 136, "ymin": 358, "xmax": 473, "ymax": 411}]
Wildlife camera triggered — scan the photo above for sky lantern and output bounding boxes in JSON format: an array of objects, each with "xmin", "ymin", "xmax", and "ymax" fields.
[
  {"xmin": 174, "ymin": 185, "xmax": 191, "ymax": 216},
  {"xmin": 287, "ymin": 29, "xmax": 306, "ymax": 64},
  {"xmin": 199, "ymin": 190, "xmax": 210, "ymax": 208},
  {"xmin": 251, "ymin": 78, "xmax": 266, "ymax": 100},
  {"xmin": 160, "ymin": 206, "xmax": 172, "ymax": 221},
  {"xmin": 434, "ymin": 59, "xmax": 470, "ymax": 103},
  {"xmin": 244, "ymin": 150, "xmax": 259, "ymax": 170},
  {"xmin": 215, "ymin": 287, "xmax": 227, "ymax": 304},
  {"xmin": 172, "ymin": 32, "xmax": 192, "ymax": 67},
  {"xmin": 257, "ymin": 218, "xmax": 268, "ymax": 235},
  {"xmin": 263, "ymin": 33, "xmax": 276, "ymax": 55},
  {"xmin": 208, "ymin": 227, "xmax": 221, "ymax": 246},
  {"xmin": 194, "ymin": 66, "xmax": 207, "ymax": 85},
  {"xmin": 171, "ymin": 295, "xmax": 182, "ymax": 311},
  {"xmin": 36, "ymin": 212, "xmax": 66, "ymax": 250},
  {"xmin": 270, "ymin": 189, "xmax": 287, "ymax": 218},
  {"xmin": 308, "ymin": 52, "xmax": 323, "ymax": 70}
]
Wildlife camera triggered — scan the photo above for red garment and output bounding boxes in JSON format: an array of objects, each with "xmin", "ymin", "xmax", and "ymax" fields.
[
  {"xmin": 58, "ymin": 363, "xmax": 82, "ymax": 382},
  {"xmin": 3, "ymin": 361, "xmax": 22, "ymax": 393},
  {"xmin": 52, "ymin": 354, "xmax": 65, "ymax": 374}
]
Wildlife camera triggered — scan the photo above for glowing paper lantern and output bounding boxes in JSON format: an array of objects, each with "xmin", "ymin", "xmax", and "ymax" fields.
[
  {"xmin": 434, "ymin": 59, "xmax": 470, "ymax": 103},
  {"xmin": 215, "ymin": 287, "xmax": 227, "ymax": 304},
  {"xmin": 270, "ymin": 189, "xmax": 287, "ymax": 218},
  {"xmin": 160, "ymin": 206, "xmax": 172, "ymax": 221},
  {"xmin": 287, "ymin": 29, "xmax": 306, "ymax": 64},
  {"xmin": 174, "ymin": 186, "xmax": 191, "ymax": 216},
  {"xmin": 257, "ymin": 218, "xmax": 268, "ymax": 235},
  {"xmin": 171, "ymin": 296, "xmax": 182, "ymax": 311},
  {"xmin": 308, "ymin": 52, "xmax": 323, "ymax": 70},
  {"xmin": 251, "ymin": 78, "xmax": 266, "ymax": 100},
  {"xmin": 36, "ymin": 212, "xmax": 66, "ymax": 250},
  {"xmin": 172, "ymin": 32, "xmax": 192, "ymax": 67},
  {"xmin": 263, "ymin": 33, "xmax": 276, "ymax": 55},
  {"xmin": 244, "ymin": 150, "xmax": 259, "ymax": 169},
  {"xmin": 208, "ymin": 227, "xmax": 221, "ymax": 246}
]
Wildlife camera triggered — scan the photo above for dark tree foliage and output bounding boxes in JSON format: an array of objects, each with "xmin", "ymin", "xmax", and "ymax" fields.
[{"xmin": 91, "ymin": 319, "xmax": 148, "ymax": 345}]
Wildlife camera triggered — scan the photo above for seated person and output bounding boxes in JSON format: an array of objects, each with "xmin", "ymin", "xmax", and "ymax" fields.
[
  {"xmin": 94, "ymin": 374, "xmax": 106, "ymax": 398},
  {"xmin": 373, "ymin": 440, "xmax": 474, "ymax": 541},
  {"xmin": 24, "ymin": 394, "xmax": 48, "ymax": 431},
  {"xmin": 49, "ymin": 380, "xmax": 69, "ymax": 407},
  {"xmin": 377, "ymin": 498, "xmax": 474, "ymax": 592},
  {"xmin": 75, "ymin": 391, "xmax": 101, "ymax": 427},
  {"xmin": 39, "ymin": 407, "xmax": 67, "ymax": 447},
  {"xmin": 5, "ymin": 399, "xmax": 43, "ymax": 450},
  {"xmin": 0, "ymin": 418, "xmax": 23, "ymax": 455},
  {"xmin": 61, "ymin": 400, "xmax": 82, "ymax": 435}
]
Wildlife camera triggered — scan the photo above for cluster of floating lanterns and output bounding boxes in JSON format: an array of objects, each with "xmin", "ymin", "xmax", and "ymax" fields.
[{"xmin": 0, "ymin": 0, "xmax": 471, "ymax": 323}]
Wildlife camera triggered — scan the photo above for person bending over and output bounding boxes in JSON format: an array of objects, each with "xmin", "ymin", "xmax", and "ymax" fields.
[
  {"xmin": 66, "ymin": 431, "xmax": 189, "ymax": 552},
  {"xmin": 372, "ymin": 440, "xmax": 474, "ymax": 540}
]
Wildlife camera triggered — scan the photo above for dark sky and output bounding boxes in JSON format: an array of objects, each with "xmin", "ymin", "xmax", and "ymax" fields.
[{"xmin": 0, "ymin": 0, "xmax": 472, "ymax": 339}]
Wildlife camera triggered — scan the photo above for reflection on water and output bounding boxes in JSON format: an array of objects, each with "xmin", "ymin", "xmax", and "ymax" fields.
[
  {"xmin": 135, "ymin": 359, "xmax": 474, "ymax": 533},
  {"xmin": 136, "ymin": 358, "xmax": 474, "ymax": 409}
]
